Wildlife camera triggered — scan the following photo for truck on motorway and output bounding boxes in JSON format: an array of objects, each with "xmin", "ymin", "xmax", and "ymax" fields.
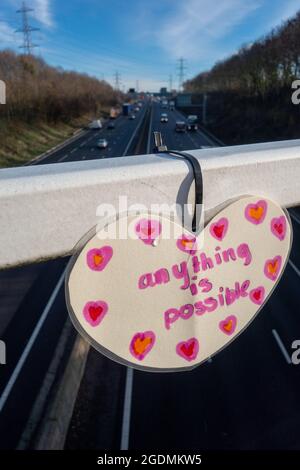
[
  {"xmin": 175, "ymin": 120, "xmax": 186, "ymax": 132},
  {"xmin": 169, "ymin": 100, "xmax": 175, "ymax": 110},
  {"xmin": 122, "ymin": 103, "xmax": 132, "ymax": 116},
  {"xmin": 161, "ymin": 99, "xmax": 168, "ymax": 109},
  {"xmin": 187, "ymin": 115, "xmax": 198, "ymax": 131},
  {"xmin": 88, "ymin": 119, "xmax": 102, "ymax": 130}
]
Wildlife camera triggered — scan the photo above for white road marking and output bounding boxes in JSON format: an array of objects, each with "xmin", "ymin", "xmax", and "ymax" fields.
[
  {"xmin": 0, "ymin": 268, "xmax": 67, "ymax": 413},
  {"xmin": 120, "ymin": 367, "xmax": 134, "ymax": 450},
  {"xmin": 119, "ymin": 111, "xmax": 152, "ymax": 449},
  {"xmin": 289, "ymin": 259, "xmax": 300, "ymax": 277},
  {"xmin": 58, "ymin": 154, "xmax": 69, "ymax": 162},
  {"xmin": 185, "ymin": 132, "xmax": 200, "ymax": 148},
  {"xmin": 70, "ymin": 148, "xmax": 77, "ymax": 154},
  {"xmin": 123, "ymin": 108, "xmax": 147, "ymax": 156},
  {"xmin": 146, "ymin": 105, "xmax": 154, "ymax": 153},
  {"xmin": 272, "ymin": 329, "xmax": 292, "ymax": 365}
]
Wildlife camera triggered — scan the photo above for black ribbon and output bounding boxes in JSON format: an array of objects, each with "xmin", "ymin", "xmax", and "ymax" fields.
[{"xmin": 161, "ymin": 150, "xmax": 203, "ymax": 234}]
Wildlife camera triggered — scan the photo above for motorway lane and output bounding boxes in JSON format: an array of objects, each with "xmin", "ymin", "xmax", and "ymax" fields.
[
  {"xmin": 0, "ymin": 104, "xmax": 149, "ymax": 449},
  {"xmin": 34, "ymin": 106, "xmax": 147, "ymax": 165},
  {"xmin": 127, "ymin": 108, "xmax": 300, "ymax": 450},
  {"xmin": 149, "ymin": 102, "xmax": 215, "ymax": 152}
]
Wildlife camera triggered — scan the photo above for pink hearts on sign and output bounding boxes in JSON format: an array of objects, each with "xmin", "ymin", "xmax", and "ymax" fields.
[
  {"xmin": 86, "ymin": 246, "xmax": 113, "ymax": 271},
  {"xmin": 219, "ymin": 315, "xmax": 237, "ymax": 336},
  {"xmin": 271, "ymin": 216, "xmax": 286, "ymax": 241},
  {"xmin": 130, "ymin": 331, "xmax": 156, "ymax": 360},
  {"xmin": 176, "ymin": 338, "xmax": 199, "ymax": 362},
  {"xmin": 264, "ymin": 256, "xmax": 282, "ymax": 281},
  {"xmin": 135, "ymin": 219, "xmax": 162, "ymax": 245},
  {"xmin": 177, "ymin": 234, "xmax": 198, "ymax": 254},
  {"xmin": 245, "ymin": 199, "xmax": 267, "ymax": 225},
  {"xmin": 209, "ymin": 217, "xmax": 229, "ymax": 241},
  {"xmin": 249, "ymin": 286, "xmax": 265, "ymax": 305},
  {"xmin": 83, "ymin": 300, "xmax": 108, "ymax": 327}
]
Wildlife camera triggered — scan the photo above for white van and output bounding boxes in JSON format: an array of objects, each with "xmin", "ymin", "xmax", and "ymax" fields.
[{"xmin": 89, "ymin": 119, "xmax": 102, "ymax": 130}]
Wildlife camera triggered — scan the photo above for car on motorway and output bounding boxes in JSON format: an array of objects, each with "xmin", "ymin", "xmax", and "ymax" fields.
[
  {"xmin": 187, "ymin": 115, "xmax": 198, "ymax": 131},
  {"xmin": 97, "ymin": 138, "xmax": 108, "ymax": 149},
  {"xmin": 134, "ymin": 106, "xmax": 140, "ymax": 112},
  {"xmin": 175, "ymin": 120, "xmax": 186, "ymax": 132},
  {"xmin": 88, "ymin": 119, "xmax": 102, "ymax": 130},
  {"xmin": 129, "ymin": 114, "xmax": 136, "ymax": 120},
  {"xmin": 160, "ymin": 113, "xmax": 168, "ymax": 123},
  {"xmin": 107, "ymin": 121, "xmax": 115, "ymax": 129}
]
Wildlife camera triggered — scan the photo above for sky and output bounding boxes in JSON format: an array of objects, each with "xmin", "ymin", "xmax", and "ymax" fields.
[{"xmin": 0, "ymin": 0, "xmax": 300, "ymax": 92}]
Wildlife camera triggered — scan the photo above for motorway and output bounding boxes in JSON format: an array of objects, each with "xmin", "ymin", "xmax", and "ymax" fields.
[
  {"xmin": 1, "ymin": 100, "xmax": 300, "ymax": 450},
  {"xmin": 31, "ymin": 108, "xmax": 148, "ymax": 165},
  {"xmin": 148, "ymin": 103, "xmax": 216, "ymax": 152}
]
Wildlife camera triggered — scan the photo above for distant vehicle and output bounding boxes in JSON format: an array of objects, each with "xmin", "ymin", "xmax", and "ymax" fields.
[
  {"xmin": 187, "ymin": 115, "xmax": 198, "ymax": 131},
  {"xmin": 160, "ymin": 113, "xmax": 168, "ymax": 123},
  {"xmin": 107, "ymin": 121, "xmax": 115, "ymax": 129},
  {"xmin": 110, "ymin": 107, "xmax": 118, "ymax": 119},
  {"xmin": 97, "ymin": 138, "xmax": 108, "ymax": 149},
  {"xmin": 175, "ymin": 120, "xmax": 186, "ymax": 132},
  {"xmin": 89, "ymin": 119, "xmax": 102, "ymax": 130},
  {"xmin": 129, "ymin": 114, "xmax": 136, "ymax": 120},
  {"xmin": 169, "ymin": 100, "xmax": 175, "ymax": 110},
  {"xmin": 134, "ymin": 106, "xmax": 140, "ymax": 112},
  {"xmin": 161, "ymin": 100, "xmax": 168, "ymax": 109},
  {"xmin": 122, "ymin": 103, "xmax": 132, "ymax": 116}
]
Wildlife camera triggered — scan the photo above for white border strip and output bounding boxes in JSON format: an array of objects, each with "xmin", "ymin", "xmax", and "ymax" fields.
[{"xmin": 120, "ymin": 367, "xmax": 134, "ymax": 450}]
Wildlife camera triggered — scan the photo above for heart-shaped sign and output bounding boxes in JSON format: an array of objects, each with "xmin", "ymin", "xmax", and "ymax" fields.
[{"xmin": 65, "ymin": 196, "xmax": 292, "ymax": 372}]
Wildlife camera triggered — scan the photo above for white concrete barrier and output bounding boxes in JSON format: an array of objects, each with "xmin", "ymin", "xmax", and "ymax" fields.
[{"xmin": 1, "ymin": 139, "xmax": 300, "ymax": 268}]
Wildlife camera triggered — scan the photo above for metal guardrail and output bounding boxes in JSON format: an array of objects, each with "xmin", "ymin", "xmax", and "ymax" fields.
[{"xmin": 1, "ymin": 138, "xmax": 300, "ymax": 269}]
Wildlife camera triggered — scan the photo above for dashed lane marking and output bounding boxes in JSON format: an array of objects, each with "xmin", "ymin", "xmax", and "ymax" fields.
[{"xmin": 272, "ymin": 329, "xmax": 292, "ymax": 365}]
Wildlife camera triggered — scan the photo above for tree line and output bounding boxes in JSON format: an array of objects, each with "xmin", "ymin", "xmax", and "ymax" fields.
[
  {"xmin": 185, "ymin": 11, "xmax": 300, "ymax": 97},
  {"xmin": 0, "ymin": 50, "xmax": 120, "ymax": 125}
]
